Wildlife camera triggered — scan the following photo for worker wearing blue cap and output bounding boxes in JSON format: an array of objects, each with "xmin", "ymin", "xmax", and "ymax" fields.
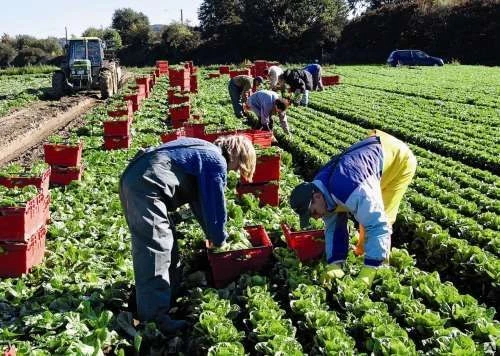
[{"xmin": 289, "ymin": 130, "xmax": 416, "ymax": 287}]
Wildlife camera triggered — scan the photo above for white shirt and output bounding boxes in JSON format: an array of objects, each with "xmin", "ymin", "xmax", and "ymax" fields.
[{"xmin": 268, "ymin": 66, "xmax": 283, "ymax": 89}]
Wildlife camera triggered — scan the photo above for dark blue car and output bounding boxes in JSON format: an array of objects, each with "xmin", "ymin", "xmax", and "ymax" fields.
[{"xmin": 387, "ymin": 50, "xmax": 444, "ymax": 67}]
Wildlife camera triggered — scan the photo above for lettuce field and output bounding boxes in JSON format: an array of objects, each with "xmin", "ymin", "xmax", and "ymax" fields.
[{"xmin": 0, "ymin": 64, "xmax": 499, "ymax": 355}]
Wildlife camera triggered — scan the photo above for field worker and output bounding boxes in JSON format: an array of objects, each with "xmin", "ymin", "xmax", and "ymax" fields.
[
  {"xmin": 278, "ymin": 69, "xmax": 313, "ymax": 106},
  {"xmin": 304, "ymin": 63, "xmax": 324, "ymax": 91},
  {"xmin": 228, "ymin": 75, "xmax": 264, "ymax": 118},
  {"xmin": 289, "ymin": 130, "xmax": 416, "ymax": 287},
  {"xmin": 119, "ymin": 136, "xmax": 256, "ymax": 334},
  {"xmin": 246, "ymin": 90, "xmax": 290, "ymax": 135},
  {"xmin": 264, "ymin": 65, "xmax": 284, "ymax": 91}
]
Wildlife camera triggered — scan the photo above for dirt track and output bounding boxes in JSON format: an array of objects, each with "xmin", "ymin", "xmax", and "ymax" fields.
[{"xmin": 0, "ymin": 95, "xmax": 99, "ymax": 166}]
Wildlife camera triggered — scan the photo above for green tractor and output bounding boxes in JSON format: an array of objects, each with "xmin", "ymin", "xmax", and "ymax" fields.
[{"xmin": 52, "ymin": 37, "xmax": 123, "ymax": 99}]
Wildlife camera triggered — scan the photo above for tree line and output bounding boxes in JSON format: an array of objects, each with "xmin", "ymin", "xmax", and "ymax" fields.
[{"xmin": 0, "ymin": 0, "xmax": 497, "ymax": 68}]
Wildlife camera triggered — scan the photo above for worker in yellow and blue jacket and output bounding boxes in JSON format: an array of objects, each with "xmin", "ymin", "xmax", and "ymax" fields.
[{"xmin": 290, "ymin": 130, "xmax": 417, "ymax": 286}]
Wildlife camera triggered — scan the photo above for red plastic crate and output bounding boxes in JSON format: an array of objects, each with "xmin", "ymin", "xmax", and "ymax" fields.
[
  {"xmin": 236, "ymin": 182, "xmax": 279, "ymax": 206},
  {"xmin": 190, "ymin": 74, "xmax": 198, "ymax": 93},
  {"xmin": 0, "ymin": 191, "xmax": 49, "ymax": 241},
  {"xmin": 241, "ymin": 154, "xmax": 280, "ymax": 184},
  {"xmin": 104, "ymin": 136, "xmax": 131, "ymax": 150},
  {"xmin": 170, "ymin": 105, "xmax": 190, "ymax": 128},
  {"xmin": 135, "ymin": 77, "xmax": 151, "ymax": 95},
  {"xmin": 170, "ymin": 94, "xmax": 190, "ymax": 105},
  {"xmin": 254, "ymin": 60, "xmax": 268, "ymax": 77},
  {"xmin": 103, "ymin": 118, "xmax": 131, "ymax": 137},
  {"xmin": 156, "ymin": 60, "xmax": 169, "ymax": 68},
  {"xmin": 107, "ymin": 100, "xmax": 133, "ymax": 118},
  {"xmin": 169, "ymin": 68, "xmax": 191, "ymax": 91},
  {"xmin": 0, "ymin": 225, "xmax": 46, "ymax": 277},
  {"xmin": 43, "ymin": 142, "xmax": 83, "ymax": 167},
  {"xmin": 160, "ymin": 128, "xmax": 185, "ymax": 143},
  {"xmin": 207, "ymin": 225, "xmax": 273, "ymax": 288},
  {"xmin": 322, "ymin": 75, "xmax": 340, "ymax": 86},
  {"xmin": 281, "ymin": 223, "xmax": 325, "ymax": 262},
  {"xmin": 219, "ymin": 65, "xmax": 230, "ymax": 74},
  {"xmin": 0, "ymin": 166, "xmax": 51, "ymax": 196},
  {"xmin": 229, "ymin": 69, "xmax": 251, "ymax": 78},
  {"xmin": 183, "ymin": 123, "xmax": 207, "ymax": 138},
  {"xmin": 200, "ymin": 129, "xmax": 239, "ymax": 143},
  {"xmin": 50, "ymin": 165, "xmax": 83, "ymax": 185},
  {"xmin": 242, "ymin": 129, "xmax": 273, "ymax": 148},
  {"xmin": 124, "ymin": 93, "xmax": 144, "ymax": 112}
]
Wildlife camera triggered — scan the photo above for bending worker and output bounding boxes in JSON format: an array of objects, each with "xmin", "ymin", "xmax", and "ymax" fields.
[
  {"xmin": 289, "ymin": 130, "xmax": 416, "ymax": 287},
  {"xmin": 264, "ymin": 65, "xmax": 283, "ymax": 91},
  {"xmin": 304, "ymin": 63, "xmax": 324, "ymax": 91},
  {"xmin": 228, "ymin": 75, "xmax": 264, "ymax": 118},
  {"xmin": 246, "ymin": 90, "xmax": 290, "ymax": 135},
  {"xmin": 119, "ymin": 136, "xmax": 256, "ymax": 334},
  {"xmin": 278, "ymin": 68, "xmax": 313, "ymax": 106}
]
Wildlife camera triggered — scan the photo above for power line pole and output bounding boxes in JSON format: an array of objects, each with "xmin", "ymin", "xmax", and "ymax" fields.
[{"xmin": 180, "ymin": 9, "xmax": 183, "ymax": 24}]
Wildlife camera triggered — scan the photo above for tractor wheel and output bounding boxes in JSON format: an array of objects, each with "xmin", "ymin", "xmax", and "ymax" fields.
[
  {"xmin": 100, "ymin": 70, "xmax": 113, "ymax": 99},
  {"xmin": 51, "ymin": 72, "xmax": 66, "ymax": 98}
]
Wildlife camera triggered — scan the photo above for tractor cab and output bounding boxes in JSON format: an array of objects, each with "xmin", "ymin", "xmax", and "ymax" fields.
[
  {"xmin": 52, "ymin": 36, "xmax": 122, "ymax": 99},
  {"xmin": 66, "ymin": 37, "xmax": 104, "ymax": 89}
]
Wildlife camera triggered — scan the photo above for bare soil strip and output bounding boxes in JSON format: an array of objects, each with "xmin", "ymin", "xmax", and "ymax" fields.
[{"xmin": 0, "ymin": 96, "xmax": 98, "ymax": 165}]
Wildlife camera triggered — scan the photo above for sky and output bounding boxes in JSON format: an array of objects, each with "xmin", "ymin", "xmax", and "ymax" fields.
[{"xmin": 1, "ymin": 0, "xmax": 202, "ymax": 39}]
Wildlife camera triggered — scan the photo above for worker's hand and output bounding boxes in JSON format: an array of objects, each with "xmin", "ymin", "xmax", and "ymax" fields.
[
  {"xmin": 321, "ymin": 263, "xmax": 345, "ymax": 288},
  {"xmin": 357, "ymin": 266, "xmax": 377, "ymax": 287}
]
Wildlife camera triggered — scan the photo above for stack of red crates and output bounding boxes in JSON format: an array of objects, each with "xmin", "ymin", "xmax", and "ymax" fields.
[
  {"xmin": 104, "ymin": 100, "xmax": 133, "ymax": 150},
  {"xmin": 169, "ymin": 67, "xmax": 191, "ymax": 92},
  {"xmin": 156, "ymin": 60, "xmax": 169, "ymax": 76},
  {"xmin": 236, "ymin": 148, "xmax": 280, "ymax": 206},
  {"xmin": 44, "ymin": 140, "xmax": 84, "ymax": 185},
  {"xmin": 124, "ymin": 85, "xmax": 145, "ymax": 112},
  {"xmin": 135, "ymin": 76, "xmax": 153, "ymax": 98},
  {"xmin": 0, "ymin": 165, "xmax": 51, "ymax": 277}
]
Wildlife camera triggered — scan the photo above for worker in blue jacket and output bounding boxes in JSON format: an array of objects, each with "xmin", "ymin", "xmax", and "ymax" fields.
[
  {"xmin": 304, "ymin": 63, "xmax": 324, "ymax": 91},
  {"xmin": 119, "ymin": 136, "xmax": 256, "ymax": 334},
  {"xmin": 290, "ymin": 130, "xmax": 416, "ymax": 287}
]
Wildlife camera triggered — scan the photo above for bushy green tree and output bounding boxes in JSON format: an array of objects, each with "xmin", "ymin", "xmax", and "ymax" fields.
[
  {"xmin": 0, "ymin": 42, "xmax": 16, "ymax": 67},
  {"xmin": 82, "ymin": 27, "xmax": 104, "ymax": 38},
  {"xmin": 12, "ymin": 47, "xmax": 47, "ymax": 66},
  {"xmin": 103, "ymin": 28, "xmax": 122, "ymax": 50},
  {"xmin": 112, "ymin": 8, "xmax": 151, "ymax": 46},
  {"xmin": 161, "ymin": 22, "xmax": 201, "ymax": 61}
]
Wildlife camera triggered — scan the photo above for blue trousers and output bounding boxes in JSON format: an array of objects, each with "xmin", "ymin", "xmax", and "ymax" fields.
[{"xmin": 119, "ymin": 152, "xmax": 182, "ymax": 324}]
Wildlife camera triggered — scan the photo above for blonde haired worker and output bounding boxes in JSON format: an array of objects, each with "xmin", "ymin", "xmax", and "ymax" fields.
[
  {"xmin": 119, "ymin": 136, "xmax": 256, "ymax": 334},
  {"xmin": 290, "ymin": 130, "xmax": 416, "ymax": 287}
]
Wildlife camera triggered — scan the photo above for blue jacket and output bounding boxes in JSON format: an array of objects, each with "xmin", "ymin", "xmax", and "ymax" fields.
[
  {"xmin": 156, "ymin": 138, "xmax": 228, "ymax": 245},
  {"xmin": 312, "ymin": 136, "xmax": 391, "ymax": 266},
  {"xmin": 304, "ymin": 64, "xmax": 321, "ymax": 76}
]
